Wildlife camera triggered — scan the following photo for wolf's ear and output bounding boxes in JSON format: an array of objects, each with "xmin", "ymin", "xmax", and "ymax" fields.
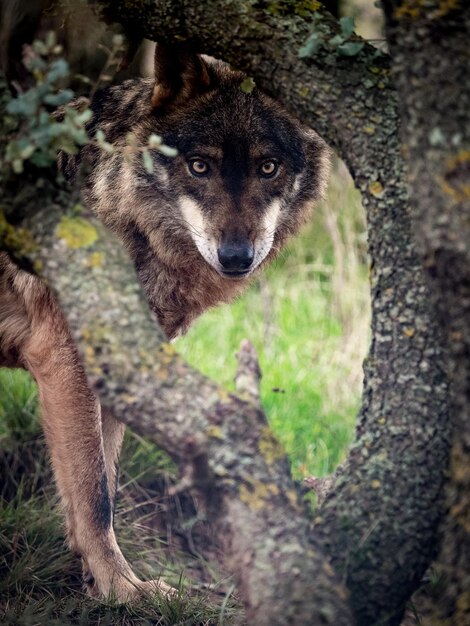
[{"xmin": 151, "ymin": 44, "xmax": 212, "ymax": 111}]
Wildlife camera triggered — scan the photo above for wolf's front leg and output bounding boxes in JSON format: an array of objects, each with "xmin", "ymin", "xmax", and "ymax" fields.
[{"xmin": 20, "ymin": 283, "xmax": 172, "ymax": 601}]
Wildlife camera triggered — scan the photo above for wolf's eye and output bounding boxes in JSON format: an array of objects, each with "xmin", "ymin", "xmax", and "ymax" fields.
[
  {"xmin": 188, "ymin": 159, "xmax": 210, "ymax": 177},
  {"xmin": 259, "ymin": 160, "xmax": 279, "ymax": 178}
]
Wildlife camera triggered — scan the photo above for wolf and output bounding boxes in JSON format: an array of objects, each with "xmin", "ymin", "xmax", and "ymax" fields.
[{"xmin": 0, "ymin": 43, "xmax": 330, "ymax": 601}]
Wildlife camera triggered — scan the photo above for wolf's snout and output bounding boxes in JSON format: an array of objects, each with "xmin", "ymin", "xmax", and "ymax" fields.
[{"xmin": 217, "ymin": 241, "xmax": 254, "ymax": 274}]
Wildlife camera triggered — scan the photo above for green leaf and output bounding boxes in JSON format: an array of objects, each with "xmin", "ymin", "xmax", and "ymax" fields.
[
  {"xmin": 7, "ymin": 92, "xmax": 39, "ymax": 117},
  {"xmin": 329, "ymin": 34, "xmax": 345, "ymax": 47},
  {"xmin": 298, "ymin": 33, "xmax": 323, "ymax": 58},
  {"xmin": 45, "ymin": 31, "xmax": 57, "ymax": 49},
  {"xmin": 240, "ymin": 77, "xmax": 256, "ymax": 94},
  {"xmin": 158, "ymin": 144, "xmax": 178, "ymax": 157},
  {"xmin": 46, "ymin": 59, "xmax": 70, "ymax": 83},
  {"xmin": 33, "ymin": 40, "xmax": 48, "ymax": 56},
  {"xmin": 100, "ymin": 142, "xmax": 114, "ymax": 154},
  {"xmin": 12, "ymin": 159, "xmax": 24, "ymax": 174},
  {"xmin": 73, "ymin": 109, "xmax": 93, "ymax": 126},
  {"xmin": 337, "ymin": 41, "xmax": 364, "ymax": 57},
  {"xmin": 339, "ymin": 16, "xmax": 355, "ymax": 38},
  {"xmin": 142, "ymin": 149, "xmax": 154, "ymax": 174},
  {"xmin": 57, "ymin": 138, "xmax": 79, "ymax": 155},
  {"xmin": 112, "ymin": 34, "xmax": 125, "ymax": 47},
  {"xmin": 19, "ymin": 144, "xmax": 36, "ymax": 160},
  {"xmin": 148, "ymin": 134, "xmax": 162, "ymax": 148},
  {"xmin": 43, "ymin": 89, "xmax": 74, "ymax": 106}
]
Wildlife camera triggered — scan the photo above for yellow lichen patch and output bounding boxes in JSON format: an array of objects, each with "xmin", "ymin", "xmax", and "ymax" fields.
[
  {"xmin": 268, "ymin": 0, "xmax": 320, "ymax": 15},
  {"xmin": 158, "ymin": 342, "xmax": 177, "ymax": 366},
  {"xmin": 161, "ymin": 342, "xmax": 175, "ymax": 356},
  {"xmin": 239, "ymin": 477, "xmax": 279, "ymax": 511},
  {"xmin": 84, "ymin": 344, "xmax": 95, "ymax": 365},
  {"xmin": 87, "ymin": 252, "xmax": 104, "ymax": 268},
  {"xmin": 369, "ymin": 66, "xmax": 391, "ymax": 77},
  {"xmin": 404, "ymin": 327, "xmax": 415, "ymax": 337},
  {"xmin": 370, "ymin": 480, "xmax": 381, "ymax": 489},
  {"xmin": 207, "ymin": 425, "xmax": 223, "ymax": 439},
  {"xmin": 155, "ymin": 367, "xmax": 168, "ymax": 381},
  {"xmin": 297, "ymin": 0, "xmax": 322, "ymax": 13},
  {"xmin": 452, "ymin": 442, "xmax": 470, "ymax": 483},
  {"xmin": 363, "ymin": 125, "xmax": 376, "ymax": 135},
  {"xmin": 377, "ymin": 416, "xmax": 387, "ymax": 426},
  {"xmin": 258, "ymin": 425, "xmax": 285, "ymax": 465},
  {"xmin": 435, "ymin": 0, "xmax": 462, "ymax": 17},
  {"xmin": 0, "ymin": 211, "xmax": 37, "ymax": 256},
  {"xmin": 286, "ymin": 489, "xmax": 300, "ymax": 509},
  {"xmin": 449, "ymin": 501, "xmax": 470, "ymax": 533},
  {"xmin": 439, "ymin": 150, "xmax": 470, "ymax": 203},
  {"xmin": 394, "ymin": 0, "xmax": 424, "ymax": 19},
  {"xmin": 217, "ymin": 388, "xmax": 231, "ymax": 403},
  {"xmin": 394, "ymin": 0, "xmax": 461, "ymax": 20},
  {"xmin": 121, "ymin": 393, "xmax": 138, "ymax": 404},
  {"xmin": 33, "ymin": 259, "xmax": 43, "ymax": 274},
  {"xmin": 56, "ymin": 216, "xmax": 98, "ymax": 249},
  {"xmin": 453, "ymin": 459, "xmax": 470, "ymax": 483},
  {"xmin": 369, "ymin": 181, "xmax": 384, "ymax": 198},
  {"xmin": 297, "ymin": 85, "xmax": 310, "ymax": 98},
  {"xmin": 456, "ymin": 592, "xmax": 470, "ymax": 615}
]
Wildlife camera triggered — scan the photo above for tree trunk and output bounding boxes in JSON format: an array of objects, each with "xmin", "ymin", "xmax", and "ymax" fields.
[{"xmin": 382, "ymin": 2, "xmax": 470, "ymax": 623}]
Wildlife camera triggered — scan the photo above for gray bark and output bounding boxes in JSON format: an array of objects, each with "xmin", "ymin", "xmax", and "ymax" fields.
[{"xmin": 382, "ymin": 2, "xmax": 470, "ymax": 623}]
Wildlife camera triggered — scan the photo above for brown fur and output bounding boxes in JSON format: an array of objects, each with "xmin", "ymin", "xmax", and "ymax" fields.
[
  {"xmin": 0, "ymin": 44, "xmax": 330, "ymax": 600},
  {"xmin": 64, "ymin": 47, "xmax": 330, "ymax": 338}
]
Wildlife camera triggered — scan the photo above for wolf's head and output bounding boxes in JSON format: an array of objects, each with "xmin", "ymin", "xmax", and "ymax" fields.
[
  {"xmin": 76, "ymin": 45, "xmax": 330, "ymax": 334},
  {"xmin": 95, "ymin": 45, "xmax": 330, "ymax": 281}
]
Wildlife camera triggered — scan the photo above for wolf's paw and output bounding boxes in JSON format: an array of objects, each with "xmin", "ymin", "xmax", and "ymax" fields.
[
  {"xmin": 111, "ymin": 578, "xmax": 177, "ymax": 604},
  {"xmin": 135, "ymin": 578, "xmax": 177, "ymax": 600},
  {"xmin": 82, "ymin": 565, "xmax": 175, "ymax": 603}
]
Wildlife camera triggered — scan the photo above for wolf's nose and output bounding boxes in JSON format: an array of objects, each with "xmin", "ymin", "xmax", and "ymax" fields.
[{"xmin": 218, "ymin": 242, "xmax": 254, "ymax": 272}]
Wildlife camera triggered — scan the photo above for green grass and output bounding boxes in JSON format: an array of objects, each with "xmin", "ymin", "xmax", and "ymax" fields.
[
  {"xmin": 0, "ymin": 161, "xmax": 369, "ymax": 624},
  {"xmin": 0, "ymin": 371, "xmax": 238, "ymax": 625}
]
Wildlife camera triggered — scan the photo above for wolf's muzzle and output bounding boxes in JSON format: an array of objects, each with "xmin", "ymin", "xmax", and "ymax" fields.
[{"xmin": 217, "ymin": 241, "xmax": 254, "ymax": 276}]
